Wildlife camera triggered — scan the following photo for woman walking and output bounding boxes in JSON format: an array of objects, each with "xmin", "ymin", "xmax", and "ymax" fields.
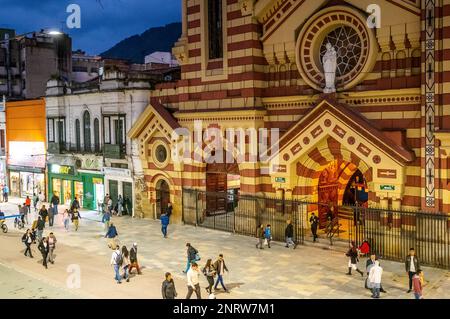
[
  {"xmin": 202, "ymin": 258, "xmax": 216, "ymax": 294},
  {"xmin": 121, "ymin": 246, "xmax": 130, "ymax": 282},
  {"xmin": 346, "ymin": 242, "xmax": 364, "ymax": 276}
]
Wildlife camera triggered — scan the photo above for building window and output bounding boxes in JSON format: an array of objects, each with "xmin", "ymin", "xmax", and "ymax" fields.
[
  {"xmin": 114, "ymin": 118, "xmax": 125, "ymax": 145},
  {"xmin": 57, "ymin": 119, "xmax": 65, "ymax": 145},
  {"xmin": 104, "ymin": 117, "xmax": 111, "ymax": 144},
  {"xmin": 0, "ymin": 129, "xmax": 5, "ymax": 155},
  {"xmin": 94, "ymin": 118, "xmax": 100, "ymax": 152},
  {"xmin": 208, "ymin": 0, "xmax": 223, "ymax": 60},
  {"xmin": 48, "ymin": 119, "xmax": 55, "ymax": 142},
  {"xmin": 155, "ymin": 145, "xmax": 168, "ymax": 163},
  {"xmin": 83, "ymin": 111, "xmax": 91, "ymax": 152},
  {"xmin": 75, "ymin": 119, "xmax": 81, "ymax": 151}
]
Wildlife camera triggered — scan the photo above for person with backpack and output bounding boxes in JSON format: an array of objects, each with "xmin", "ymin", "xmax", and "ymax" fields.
[
  {"xmin": 255, "ymin": 224, "xmax": 265, "ymax": 249},
  {"xmin": 264, "ymin": 224, "xmax": 272, "ymax": 248},
  {"xmin": 162, "ymin": 272, "xmax": 177, "ymax": 299},
  {"xmin": 105, "ymin": 223, "xmax": 119, "ymax": 249},
  {"xmin": 202, "ymin": 258, "xmax": 216, "ymax": 294},
  {"xmin": 121, "ymin": 246, "xmax": 130, "ymax": 282},
  {"xmin": 129, "ymin": 243, "xmax": 142, "ymax": 275},
  {"xmin": 161, "ymin": 212, "xmax": 169, "ymax": 238},
  {"xmin": 22, "ymin": 229, "xmax": 35, "ymax": 258},
  {"xmin": 110, "ymin": 245, "xmax": 123, "ymax": 284},
  {"xmin": 183, "ymin": 243, "xmax": 199, "ymax": 273},
  {"xmin": 38, "ymin": 237, "xmax": 49, "ymax": 269},
  {"xmin": 71, "ymin": 209, "xmax": 81, "ymax": 231}
]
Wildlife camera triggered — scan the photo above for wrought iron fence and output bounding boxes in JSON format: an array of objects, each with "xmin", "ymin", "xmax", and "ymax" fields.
[{"xmin": 182, "ymin": 188, "xmax": 450, "ymax": 269}]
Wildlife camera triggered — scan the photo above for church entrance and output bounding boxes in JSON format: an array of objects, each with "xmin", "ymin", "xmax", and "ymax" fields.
[{"xmin": 156, "ymin": 179, "xmax": 170, "ymax": 219}]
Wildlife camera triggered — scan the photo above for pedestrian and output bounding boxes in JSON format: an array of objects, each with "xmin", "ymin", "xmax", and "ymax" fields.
[
  {"xmin": 103, "ymin": 194, "xmax": 110, "ymax": 213},
  {"xmin": 255, "ymin": 224, "xmax": 265, "ymax": 249},
  {"xmin": 264, "ymin": 224, "xmax": 272, "ymax": 248},
  {"xmin": 202, "ymin": 258, "xmax": 216, "ymax": 294},
  {"xmin": 39, "ymin": 205, "xmax": 48, "ymax": 226},
  {"xmin": 38, "ymin": 237, "xmax": 49, "ymax": 269},
  {"xmin": 213, "ymin": 254, "xmax": 229, "ymax": 293},
  {"xmin": 309, "ymin": 212, "xmax": 319, "ymax": 242},
  {"xmin": 22, "ymin": 229, "xmax": 34, "ymax": 258},
  {"xmin": 3, "ymin": 184, "xmax": 9, "ymax": 202},
  {"xmin": 105, "ymin": 223, "xmax": 119, "ymax": 249},
  {"xmin": 71, "ymin": 209, "xmax": 81, "ymax": 231},
  {"xmin": 47, "ymin": 232, "xmax": 57, "ymax": 264},
  {"xmin": 110, "ymin": 245, "xmax": 123, "ymax": 284},
  {"xmin": 36, "ymin": 216, "xmax": 45, "ymax": 242},
  {"xmin": 184, "ymin": 243, "xmax": 199, "ymax": 273},
  {"xmin": 18, "ymin": 205, "xmax": 25, "ymax": 225},
  {"xmin": 25, "ymin": 195, "xmax": 31, "ymax": 216},
  {"xmin": 107, "ymin": 197, "xmax": 113, "ymax": 215},
  {"xmin": 33, "ymin": 193, "xmax": 38, "ymax": 213},
  {"xmin": 186, "ymin": 262, "xmax": 201, "ymax": 299},
  {"xmin": 48, "ymin": 204, "xmax": 54, "ymax": 227},
  {"xmin": 22, "ymin": 203, "xmax": 29, "ymax": 225},
  {"xmin": 285, "ymin": 219, "xmax": 296, "ymax": 249},
  {"xmin": 37, "ymin": 192, "xmax": 45, "ymax": 209},
  {"xmin": 161, "ymin": 212, "xmax": 169, "ymax": 238},
  {"xmin": 71, "ymin": 197, "xmax": 80, "ymax": 212},
  {"xmin": 63, "ymin": 209, "xmax": 70, "ymax": 231},
  {"xmin": 412, "ymin": 269, "xmax": 424, "ymax": 299},
  {"xmin": 125, "ymin": 197, "xmax": 132, "ymax": 216},
  {"xmin": 405, "ymin": 248, "xmax": 420, "ymax": 293},
  {"xmin": 162, "ymin": 272, "xmax": 177, "ymax": 299},
  {"xmin": 121, "ymin": 246, "xmax": 130, "ymax": 282},
  {"xmin": 102, "ymin": 210, "xmax": 111, "ymax": 231},
  {"xmin": 129, "ymin": 243, "xmax": 142, "ymax": 275},
  {"xmin": 365, "ymin": 253, "xmax": 387, "ymax": 293},
  {"xmin": 346, "ymin": 242, "xmax": 364, "ymax": 276},
  {"xmin": 50, "ymin": 192, "xmax": 60, "ymax": 216},
  {"xmin": 166, "ymin": 202, "xmax": 173, "ymax": 218},
  {"xmin": 368, "ymin": 260, "xmax": 383, "ymax": 298},
  {"xmin": 117, "ymin": 195, "xmax": 124, "ymax": 217}
]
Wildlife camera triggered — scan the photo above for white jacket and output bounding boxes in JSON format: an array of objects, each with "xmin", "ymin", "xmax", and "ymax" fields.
[
  {"xmin": 187, "ymin": 268, "xmax": 200, "ymax": 287},
  {"xmin": 368, "ymin": 261, "xmax": 383, "ymax": 284}
]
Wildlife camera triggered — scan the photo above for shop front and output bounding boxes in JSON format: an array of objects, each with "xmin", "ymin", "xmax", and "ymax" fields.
[
  {"xmin": 103, "ymin": 167, "xmax": 133, "ymax": 216},
  {"xmin": 47, "ymin": 163, "xmax": 104, "ymax": 210},
  {"xmin": 8, "ymin": 165, "xmax": 45, "ymax": 198}
]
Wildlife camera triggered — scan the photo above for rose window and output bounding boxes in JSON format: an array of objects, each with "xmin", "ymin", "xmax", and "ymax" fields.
[{"xmin": 320, "ymin": 26, "xmax": 362, "ymax": 78}]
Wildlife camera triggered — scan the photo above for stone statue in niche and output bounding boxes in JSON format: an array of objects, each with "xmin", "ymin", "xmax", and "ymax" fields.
[{"xmin": 322, "ymin": 43, "xmax": 337, "ymax": 93}]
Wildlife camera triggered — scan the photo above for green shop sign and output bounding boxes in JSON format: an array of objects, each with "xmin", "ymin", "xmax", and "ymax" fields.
[
  {"xmin": 275, "ymin": 177, "xmax": 286, "ymax": 183},
  {"xmin": 49, "ymin": 164, "xmax": 75, "ymax": 175},
  {"xmin": 380, "ymin": 185, "xmax": 395, "ymax": 191}
]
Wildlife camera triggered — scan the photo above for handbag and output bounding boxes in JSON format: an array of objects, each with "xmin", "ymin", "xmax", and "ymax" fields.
[{"xmin": 195, "ymin": 253, "xmax": 201, "ymax": 261}]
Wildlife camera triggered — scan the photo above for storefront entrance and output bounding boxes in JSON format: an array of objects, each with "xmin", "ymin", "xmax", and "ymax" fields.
[{"xmin": 9, "ymin": 170, "xmax": 45, "ymax": 198}]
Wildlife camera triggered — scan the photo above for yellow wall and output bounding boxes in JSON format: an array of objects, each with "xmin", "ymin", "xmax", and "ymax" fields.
[{"xmin": 6, "ymin": 98, "xmax": 46, "ymax": 142}]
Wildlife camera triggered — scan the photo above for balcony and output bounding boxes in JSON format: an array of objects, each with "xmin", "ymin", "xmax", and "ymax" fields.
[
  {"xmin": 48, "ymin": 142, "xmax": 66, "ymax": 154},
  {"xmin": 103, "ymin": 144, "xmax": 126, "ymax": 159}
]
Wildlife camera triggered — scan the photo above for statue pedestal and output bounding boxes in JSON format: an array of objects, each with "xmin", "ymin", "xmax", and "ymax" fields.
[{"xmin": 323, "ymin": 87, "xmax": 336, "ymax": 94}]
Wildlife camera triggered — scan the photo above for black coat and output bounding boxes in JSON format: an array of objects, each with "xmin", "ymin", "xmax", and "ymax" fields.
[
  {"xmin": 50, "ymin": 195, "xmax": 60, "ymax": 205},
  {"xmin": 405, "ymin": 255, "xmax": 420, "ymax": 272},
  {"xmin": 37, "ymin": 219, "xmax": 45, "ymax": 231},
  {"xmin": 310, "ymin": 216, "xmax": 319, "ymax": 230},
  {"xmin": 346, "ymin": 248, "xmax": 359, "ymax": 264},
  {"xmin": 39, "ymin": 209, "xmax": 48, "ymax": 221},
  {"xmin": 38, "ymin": 241, "xmax": 49, "ymax": 255},
  {"xmin": 161, "ymin": 279, "xmax": 177, "ymax": 299},
  {"xmin": 130, "ymin": 247, "xmax": 138, "ymax": 263},
  {"xmin": 213, "ymin": 259, "xmax": 228, "ymax": 275},
  {"xmin": 187, "ymin": 246, "xmax": 198, "ymax": 261},
  {"xmin": 256, "ymin": 227, "xmax": 265, "ymax": 239},
  {"xmin": 285, "ymin": 224, "xmax": 294, "ymax": 237},
  {"xmin": 71, "ymin": 200, "xmax": 80, "ymax": 211}
]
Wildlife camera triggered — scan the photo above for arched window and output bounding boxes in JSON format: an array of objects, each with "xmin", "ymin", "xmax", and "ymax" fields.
[
  {"xmin": 83, "ymin": 111, "xmax": 91, "ymax": 152},
  {"xmin": 75, "ymin": 119, "xmax": 81, "ymax": 151},
  {"xmin": 94, "ymin": 118, "xmax": 100, "ymax": 153},
  {"xmin": 381, "ymin": 52, "xmax": 391, "ymax": 78},
  {"xmin": 396, "ymin": 51, "xmax": 406, "ymax": 77},
  {"xmin": 208, "ymin": 0, "xmax": 223, "ymax": 59}
]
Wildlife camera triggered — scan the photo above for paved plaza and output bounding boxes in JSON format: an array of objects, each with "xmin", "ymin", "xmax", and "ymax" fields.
[{"xmin": 0, "ymin": 198, "xmax": 449, "ymax": 299}]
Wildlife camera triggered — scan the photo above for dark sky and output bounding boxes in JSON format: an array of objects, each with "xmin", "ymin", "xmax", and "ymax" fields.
[{"xmin": 0, "ymin": 0, "xmax": 181, "ymax": 55}]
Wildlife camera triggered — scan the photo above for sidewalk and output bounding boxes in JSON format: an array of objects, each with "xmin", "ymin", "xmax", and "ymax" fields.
[{"xmin": 0, "ymin": 199, "xmax": 449, "ymax": 299}]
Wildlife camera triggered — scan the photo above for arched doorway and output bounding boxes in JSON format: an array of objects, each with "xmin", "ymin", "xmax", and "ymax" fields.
[
  {"xmin": 156, "ymin": 179, "xmax": 170, "ymax": 219},
  {"xmin": 317, "ymin": 160, "xmax": 340, "ymax": 228},
  {"xmin": 205, "ymin": 155, "xmax": 240, "ymax": 215}
]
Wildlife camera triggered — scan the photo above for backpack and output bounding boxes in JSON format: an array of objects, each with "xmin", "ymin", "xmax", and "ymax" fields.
[{"xmin": 115, "ymin": 251, "xmax": 123, "ymax": 266}]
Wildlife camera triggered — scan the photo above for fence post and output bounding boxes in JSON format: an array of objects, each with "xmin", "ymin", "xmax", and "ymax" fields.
[{"xmin": 195, "ymin": 189, "xmax": 198, "ymax": 227}]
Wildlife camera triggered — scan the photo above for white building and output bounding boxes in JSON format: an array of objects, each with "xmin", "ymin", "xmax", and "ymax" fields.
[{"xmin": 45, "ymin": 69, "xmax": 162, "ymax": 216}]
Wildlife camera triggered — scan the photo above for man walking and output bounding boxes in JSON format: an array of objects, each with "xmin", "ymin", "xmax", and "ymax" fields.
[
  {"xmin": 129, "ymin": 243, "xmax": 142, "ymax": 275},
  {"xmin": 71, "ymin": 209, "xmax": 81, "ymax": 231},
  {"xmin": 47, "ymin": 232, "xmax": 57, "ymax": 264},
  {"xmin": 22, "ymin": 229, "xmax": 35, "ymax": 258},
  {"xmin": 110, "ymin": 245, "xmax": 123, "ymax": 284},
  {"xmin": 184, "ymin": 243, "xmax": 199, "ymax": 273},
  {"xmin": 285, "ymin": 219, "xmax": 296, "ymax": 249},
  {"xmin": 309, "ymin": 212, "xmax": 319, "ymax": 242},
  {"xmin": 39, "ymin": 205, "xmax": 48, "ymax": 226},
  {"xmin": 38, "ymin": 237, "xmax": 49, "ymax": 269},
  {"xmin": 365, "ymin": 253, "xmax": 387, "ymax": 293},
  {"xmin": 161, "ymin": 212, "xmax": 169, "ymax": 238},
  {"xmin": 48, "ymin": 205, "xmax": 55, "ymax": 227},
  {"xmin": 186, "ymin": 262, "xmax": 201, "ymax": 299},
  {"xmin": 3, "ymin": 184, "xmax": 9, "ymax": 202},
  {"xmin": 162, "ymin": 272, "xmax": 177, "ymax": 299},
  {"xmin": 368, "ymin": 260, "xmax": 383, "ymax": 298},
  {"xmin": 213, "ymin": 254, "xmax": 229, "ymax": 293},
  {"xmin": 50, "ymin": 192, "xmax": 60, "ymax": 217},
  {"xmin": 405, "ymin": 248, "xmax": 420, "ymax": 293},
  {"xmin": 36, "ymin": 216, "xmax": 45, "ymax": 242},
  {"xmin": 102, "ymin": 210, "xmax": 111, "ymax": 231},
  {"xmin": 105, "ymin": 223, "xmax": 119, "ymax": 249},
  {"xmin": 255, "ymin": 224, "xmax": 265, "ymax": 249}
]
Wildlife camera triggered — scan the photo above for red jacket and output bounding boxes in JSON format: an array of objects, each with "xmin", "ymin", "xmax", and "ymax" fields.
[{"xmin": 413, "ymin": 275, "xmax": 422, "ymax": 294}]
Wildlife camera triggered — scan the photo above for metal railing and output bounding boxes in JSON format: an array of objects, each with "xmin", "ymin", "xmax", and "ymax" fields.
[{"xmin": 182, "ymin": 188, "xmax": 450, "ymax": 269}]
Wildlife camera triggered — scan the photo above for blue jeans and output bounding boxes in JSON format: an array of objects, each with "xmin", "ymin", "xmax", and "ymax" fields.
[
  {"xmin": 185, "ymin": 258, "xmax": 192, "ymax": 273},
  {"xmin": 214, "ymin": 274, "xmax": 227, "ymax": 290},
  {"xmin": 114, "ymin": 265, "xmax": 121, "ymax": 283},
  {"xmin": 53, "ymin": 205, "xmax": 58, "ymax": 215},
  {"xmin": 286, "ymin": 237, "xmax": 295, "ymax": 247},
  {"xmin": 161, "ymin": 225, "xmax": 167, "ymax": 237},
  {"xmin": 123, "ymin": 265, "xmax": 129, "ymax": 280},
  {"xmin": 414, "ymin": 292, "xmax": 422, "ymax": 299},
  {"xmin": 372, "ymin": 287, "xmax": 380, "ymax": 298}
]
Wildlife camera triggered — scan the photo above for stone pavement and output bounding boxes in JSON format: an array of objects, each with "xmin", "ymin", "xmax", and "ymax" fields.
[{"xmin": 0, "ymin": 198, "xmax": 449, "ymax": 299}]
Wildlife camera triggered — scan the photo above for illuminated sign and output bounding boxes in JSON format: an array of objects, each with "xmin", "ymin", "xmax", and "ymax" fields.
[
  {"xmin": 8, "ymin": 142, "xmax": 46, "ymax": 168},
  {"xmin": 380, "ymin": 185, "xmax": 395, "ymax": 191},
  {"xmin": 275, "ymin": 177, "xmax": 286, "ymax": 183},
  {"xmin": 50, "ymin": 164, "xmax": 74, "ymax": 175}
]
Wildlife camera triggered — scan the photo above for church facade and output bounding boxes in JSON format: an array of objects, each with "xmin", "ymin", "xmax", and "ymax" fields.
[{"xmin": 129, "ymin": 0, "xmax": 450, "ymax": 224}]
